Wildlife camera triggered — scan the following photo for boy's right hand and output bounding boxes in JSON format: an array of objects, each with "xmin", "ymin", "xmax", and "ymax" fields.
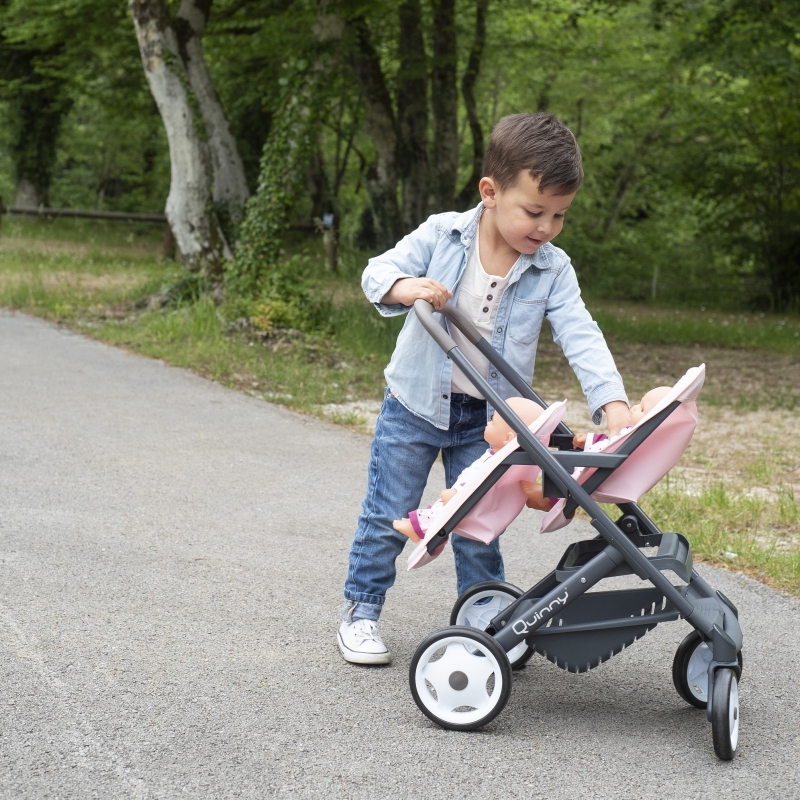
[{"xmin": 381, "ymin": 277, "xmax": 452, "ymax": 309}]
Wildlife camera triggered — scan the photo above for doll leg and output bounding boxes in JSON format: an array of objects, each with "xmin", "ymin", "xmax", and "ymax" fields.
[{"xmin": 441, "ymin": 394, "xmax": 505, "ymax": 598}]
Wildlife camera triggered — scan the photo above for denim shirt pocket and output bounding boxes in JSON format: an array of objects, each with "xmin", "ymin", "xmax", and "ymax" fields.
[{"xmin": 508, "ymin": 296, "xmax": 547, "ymax": 345}]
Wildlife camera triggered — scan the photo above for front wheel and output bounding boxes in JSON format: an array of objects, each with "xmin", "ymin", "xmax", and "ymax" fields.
[
  {"xmin": 451, "ymin": 581, "xmax": 534, "ymax": 670},
  {"xmin": 711, "ymin": 668, "xmax": 740, "ymax": 760},
  {"xmin": 672, "ymin": 630, "xmax": 743, "ymax": 709},
  {"xmin": 409, "ymin": 626, "xmax": 512, "ymax": 731}
]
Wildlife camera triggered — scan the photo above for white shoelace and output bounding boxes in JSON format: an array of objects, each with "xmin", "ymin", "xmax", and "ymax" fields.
[{"xmin": 351, "ymin": 619, "xmax": 383, "ymax": 644}]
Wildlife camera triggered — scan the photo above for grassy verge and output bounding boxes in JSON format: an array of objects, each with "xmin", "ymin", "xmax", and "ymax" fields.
[
  {"xmin": 641, "ymin": 482, "xmax": 799, "ymax": 595},
  {"xmin": 1, "ymin": 218, "xmax": 798, "ymax": 594},
  {"xmin": 587, "ymin": 300, "xmax": 800, "ymax": 354}
]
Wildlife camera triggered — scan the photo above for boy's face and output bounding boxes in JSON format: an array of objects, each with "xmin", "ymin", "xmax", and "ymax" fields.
[{"xmin": 479, "ymin": 171, "xmax": 576, "ymax": 255}]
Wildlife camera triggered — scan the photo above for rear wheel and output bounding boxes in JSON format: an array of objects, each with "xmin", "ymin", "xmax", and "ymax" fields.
[
  {"xmin": 451, "ymin": 581, "xmax": 534, "ymax": 670},
  {"xmin": 409, "ymin": 626, "xmax": 512, "ymax": 731}
]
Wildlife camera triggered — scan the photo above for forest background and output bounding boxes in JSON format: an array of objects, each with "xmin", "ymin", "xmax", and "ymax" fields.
[{"xmin": 0, "ymin": 0, "xmax": 798, "ymax": 591}]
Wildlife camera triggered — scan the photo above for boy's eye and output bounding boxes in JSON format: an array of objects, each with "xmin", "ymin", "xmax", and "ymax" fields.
[{"xmin": 525, "ymin": 210, "xmax": 542, "ymax": 218}]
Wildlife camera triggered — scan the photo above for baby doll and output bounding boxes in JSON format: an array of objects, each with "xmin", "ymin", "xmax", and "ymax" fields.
[
  {"xmin": 520, "ymin": 386, "xmax": 672, "ymax": 511},
  {"xmin": 393, "ymin": 397, "xmax": 544, "ymax": 542}
]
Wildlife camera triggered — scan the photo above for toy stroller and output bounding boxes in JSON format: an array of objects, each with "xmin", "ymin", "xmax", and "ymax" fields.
[{"xmin": 408, "ymin": 300, "xmax": 744, "ymax": 762}]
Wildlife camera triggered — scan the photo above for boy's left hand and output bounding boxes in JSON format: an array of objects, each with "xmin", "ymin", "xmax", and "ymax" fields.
[{"xmin": 602, "ymin": 401, "xmax": 632, "ymax": 437}]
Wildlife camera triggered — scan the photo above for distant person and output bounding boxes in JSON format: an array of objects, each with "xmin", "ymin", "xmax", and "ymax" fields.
[{"xmin": 338, "ymin": 113, "xmax": 631, "ymax": 665}]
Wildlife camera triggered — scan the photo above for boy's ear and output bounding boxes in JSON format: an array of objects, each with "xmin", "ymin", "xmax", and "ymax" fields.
[{"xmin": 479, "ymin": 177, "xmax": 498, "ymax": 208}]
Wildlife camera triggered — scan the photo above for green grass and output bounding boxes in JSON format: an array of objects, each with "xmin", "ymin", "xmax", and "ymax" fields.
[
  {"xmin": 641, "ymin": 481, "xmax": 799, "ymax": 595},
  {"xmin": 588, "ymin": 300, "xmax": 800, "ymax": 353},
  {"xmin": 1, "ymin": 214, "xmax": 164, "ymax": 250}
]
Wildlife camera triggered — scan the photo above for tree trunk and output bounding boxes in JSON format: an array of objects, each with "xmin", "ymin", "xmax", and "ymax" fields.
[
  {"xmin": 129, "ymin": 0, "xmax": 230, "ymax": 278},
  {"xmin": 347, "ymin": 15, "xmax": 401, "ymax": 250},
  {"xmin": 397, "ymin": 0, "xmax": 429, "ymax": 232},
  {"xmin": 173, "ymin": 0, "xmax": 249, "ymax": 239},
  {"xmin": 455, "ymin": 0, "xmax": 489, "ymax": 210},
  {"xmin": 5, "ymin": 50, "xmax": 71, "ymax": 209},
  {"xmin": 429, "ymin": 0, "xmax": 459, "ymax": 212}
]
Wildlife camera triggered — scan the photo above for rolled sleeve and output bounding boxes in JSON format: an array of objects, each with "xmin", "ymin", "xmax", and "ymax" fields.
[{"xmin": 361, "ymin": 215, "xmax": 443, "ymax": 316}]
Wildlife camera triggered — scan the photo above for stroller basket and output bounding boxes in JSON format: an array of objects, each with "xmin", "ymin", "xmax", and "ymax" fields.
[{"xmin": 407, "ymin": 299, "xmax": 744, "ymax": 762}]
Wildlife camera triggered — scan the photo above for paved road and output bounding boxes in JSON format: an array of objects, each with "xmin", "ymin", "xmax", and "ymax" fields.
[{"xmin": 1, "ymin": 309, "xmax": 798, "ymax": 799}]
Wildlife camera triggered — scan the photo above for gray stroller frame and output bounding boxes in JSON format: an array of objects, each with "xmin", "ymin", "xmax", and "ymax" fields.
[{"xmin": 409, "ymin": 300, "xmax": 744, "ymax": 761}]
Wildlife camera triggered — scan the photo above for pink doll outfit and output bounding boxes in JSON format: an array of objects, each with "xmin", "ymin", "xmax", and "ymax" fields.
[
  {"xmin": 407, "ymin": 449, "xmax": 496, "ymax": 539},
  {"xmin": 407, "ymin": 400, "xmax": 567, "ymax": 570}
]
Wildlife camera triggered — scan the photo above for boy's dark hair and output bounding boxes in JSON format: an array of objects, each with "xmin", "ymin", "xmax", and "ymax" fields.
[{"xmin": 483, "ymin": 113, "xmax": 583, "ymax": 195}]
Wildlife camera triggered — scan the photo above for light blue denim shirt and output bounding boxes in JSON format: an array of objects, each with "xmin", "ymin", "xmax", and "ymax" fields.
[{"xmin": 362, "ymin": 202, "xmax": 628, "ymax": 430}]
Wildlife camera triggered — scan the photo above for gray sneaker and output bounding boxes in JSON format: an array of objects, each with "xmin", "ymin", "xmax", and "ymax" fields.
[{"xmin": 337, "ymin": 619, "xmax": 391, "ymax": 665}]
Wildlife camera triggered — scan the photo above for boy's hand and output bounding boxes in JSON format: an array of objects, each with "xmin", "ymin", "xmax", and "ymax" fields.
[
  {"xmin": 603, "ymin": 401, "xmax": 632, "ymax": 437},
  {"xmin": 572, "ymin": 433, "xmax": 587, "ymax": 450},
  {"xmin": 381, "ymin": 277, "xmax": 453, "ymax": 310}
]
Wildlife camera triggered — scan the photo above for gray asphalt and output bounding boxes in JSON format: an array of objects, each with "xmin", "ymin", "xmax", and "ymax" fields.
[{"xmin": 1, "ymin": 309, "xmax": 798, "ymax": 799}]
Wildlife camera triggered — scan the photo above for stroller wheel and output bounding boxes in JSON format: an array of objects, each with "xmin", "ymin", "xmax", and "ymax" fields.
[
  {"xmin": 409, "ymin": 626, "xmax": 512, "ymax": 731},
  {"xmin": 672, "ymin": 631, "xmax": 743, "ymax": 709},
  {"xmin": 711, "ymin": 668, "xmax": 739, "ymax": 760},
  {"xmin": 450, "ymin": 581, "xmax": 534, "ymax": 670}
]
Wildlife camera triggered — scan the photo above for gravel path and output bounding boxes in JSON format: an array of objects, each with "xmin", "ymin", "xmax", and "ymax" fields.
[{"xmin": 1, "ymin": 309, "xmax": 798, "ymax": 799}]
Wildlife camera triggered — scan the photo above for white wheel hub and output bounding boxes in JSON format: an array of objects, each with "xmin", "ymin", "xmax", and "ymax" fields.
[
  {"xmin": 686, "ymin": 641, "xmax": 713, "ymax": 702},
  {"xmin": 414, "ymin": 635, "xmax": 506, "ymax": 726},
  {"xmin": 456, "ymin": 590, "xmax": 528, "ymax": 664}
]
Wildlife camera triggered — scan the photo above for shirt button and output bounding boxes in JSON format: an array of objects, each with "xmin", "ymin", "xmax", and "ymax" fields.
[
  {"xmin": 491, "ymin": 282, "xmax": 497, "ymax": 288},
  {"xmin": 487, "ymin": 294, "xmax": 493, "ymax": 301},
  {"xmin": 496, "ymin": 327, "xmax": 502, "ymax": 333},
  {"xmin": 443, "ymin": 393, "xmax": 449, "ymax": 399},
  {"xmin": 491, "ymin": 372, "xmax": 498, "ymax": 378},
  {"xmin": 482, "ymin": 307, "xmax": 489, "ymax": 313}
]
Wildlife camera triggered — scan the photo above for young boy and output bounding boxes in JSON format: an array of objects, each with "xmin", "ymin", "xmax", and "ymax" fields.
[{"xmin": 338, "ymin": 113, "xmax": 630, "ymax": 665}]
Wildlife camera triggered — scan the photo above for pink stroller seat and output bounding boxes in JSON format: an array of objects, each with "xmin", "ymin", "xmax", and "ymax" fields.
[
  {"xmin": 540, "ymin": 364, "xmax": 705, "ymax": 534},
  {"xmin": 408, "ymin": 400, "xmax": 567, "ymax": 570}
]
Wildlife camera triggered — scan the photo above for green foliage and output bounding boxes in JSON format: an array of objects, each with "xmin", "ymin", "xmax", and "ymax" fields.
[{"xmin": 228, "ymin": 60, "xmax": 320, "ymax": 296}]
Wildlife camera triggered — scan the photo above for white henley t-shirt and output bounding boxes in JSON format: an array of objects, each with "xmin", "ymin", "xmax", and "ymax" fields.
[{"xmin": 449, "ymin": 225, "xmax": 511, "ymax": 397}]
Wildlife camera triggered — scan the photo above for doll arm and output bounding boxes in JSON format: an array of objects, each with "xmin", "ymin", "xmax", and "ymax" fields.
[
  {"xmin": 440, "ymin": 487, "xmax": 458, "ymax": 504},
  {"xmin": 520, "ymin": 479, "xmax": 555, "ymax": 511}
]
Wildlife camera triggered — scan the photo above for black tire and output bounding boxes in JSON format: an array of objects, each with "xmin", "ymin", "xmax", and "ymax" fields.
[
  {"xmin": 409, "ymin": 626, "xmax": 512, "ymax": 732},
  {"xmin": 711, "ymin": 668, "xmax": 740, "ymax": 761},
  {"xmin": 672, "ymin": 630, "xmax": 743, "ymax": 709},
  {"xmin": 450, "ymin": 581, "xmax": 534, "ymax": 670}
]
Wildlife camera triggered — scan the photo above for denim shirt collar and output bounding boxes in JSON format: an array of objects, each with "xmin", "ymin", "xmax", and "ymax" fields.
[{"xmin": 450, "ymin": 202, "xmax": 553, "ymax": 277}]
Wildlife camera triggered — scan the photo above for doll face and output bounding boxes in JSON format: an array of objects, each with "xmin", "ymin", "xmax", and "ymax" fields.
[
  {"xmin": 629, "ymin": 386, "xmax": 672, "ymax": 425},
  {"xmin": 483, "ymin": 398, "xmax": 544, "ymax": 449},
  {"xmin": 483, "ymin": 413, "xmax": 514, "ymax": 450}
]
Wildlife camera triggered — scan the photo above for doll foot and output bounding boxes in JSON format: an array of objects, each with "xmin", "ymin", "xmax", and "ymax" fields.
[{"xmin": 393, "ymin": 518, "xmax": 420, "ymax": 542}]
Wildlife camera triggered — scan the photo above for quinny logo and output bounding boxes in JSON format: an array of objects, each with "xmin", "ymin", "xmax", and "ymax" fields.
[{"xmin": 511, "ymin": 591, "xmax": 569, "ymax": 635}]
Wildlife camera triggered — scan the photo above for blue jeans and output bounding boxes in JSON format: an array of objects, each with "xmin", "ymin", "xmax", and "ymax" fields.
[{"xmin": 342, "ymin": 389, "xmax": 504, "ymax": 623}]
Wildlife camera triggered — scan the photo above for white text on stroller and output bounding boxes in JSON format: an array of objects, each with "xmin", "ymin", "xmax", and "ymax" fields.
[{"xmin": 512, "ymin": 591, "xmax": 569, "ymax": 635}]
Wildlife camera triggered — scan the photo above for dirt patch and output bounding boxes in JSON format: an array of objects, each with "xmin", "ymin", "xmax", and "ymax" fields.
[
  {"xmin": 0, "ymin": 270, "xmax": 149, "ymax": 294},
  {"xmin": 0, "ymin": 236, "xmax": 161, "ymax": 259}
]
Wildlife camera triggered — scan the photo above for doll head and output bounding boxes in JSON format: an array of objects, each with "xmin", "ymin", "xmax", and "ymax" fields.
[
  {"xmin": 484, "ymin": 397, "xmax": 544, "ymax": 450},
  {"xmin": 629, "ymin": 386, "xmax": 672, "ymax": 425}
]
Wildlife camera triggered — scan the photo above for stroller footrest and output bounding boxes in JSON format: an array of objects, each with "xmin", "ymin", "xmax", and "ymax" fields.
[
  {"xmin": 649, "ymin": 532, "xmax": 693, "ymax": 582},
  {"xmin": 555, "ymin": 533, "xmax": 693, "ymax": 583}
]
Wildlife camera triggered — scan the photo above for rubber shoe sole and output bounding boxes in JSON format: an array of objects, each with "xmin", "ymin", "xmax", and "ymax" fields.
[{"xmin": 337, "ymin": 629, "xmax": 391, "ymax": 665}]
